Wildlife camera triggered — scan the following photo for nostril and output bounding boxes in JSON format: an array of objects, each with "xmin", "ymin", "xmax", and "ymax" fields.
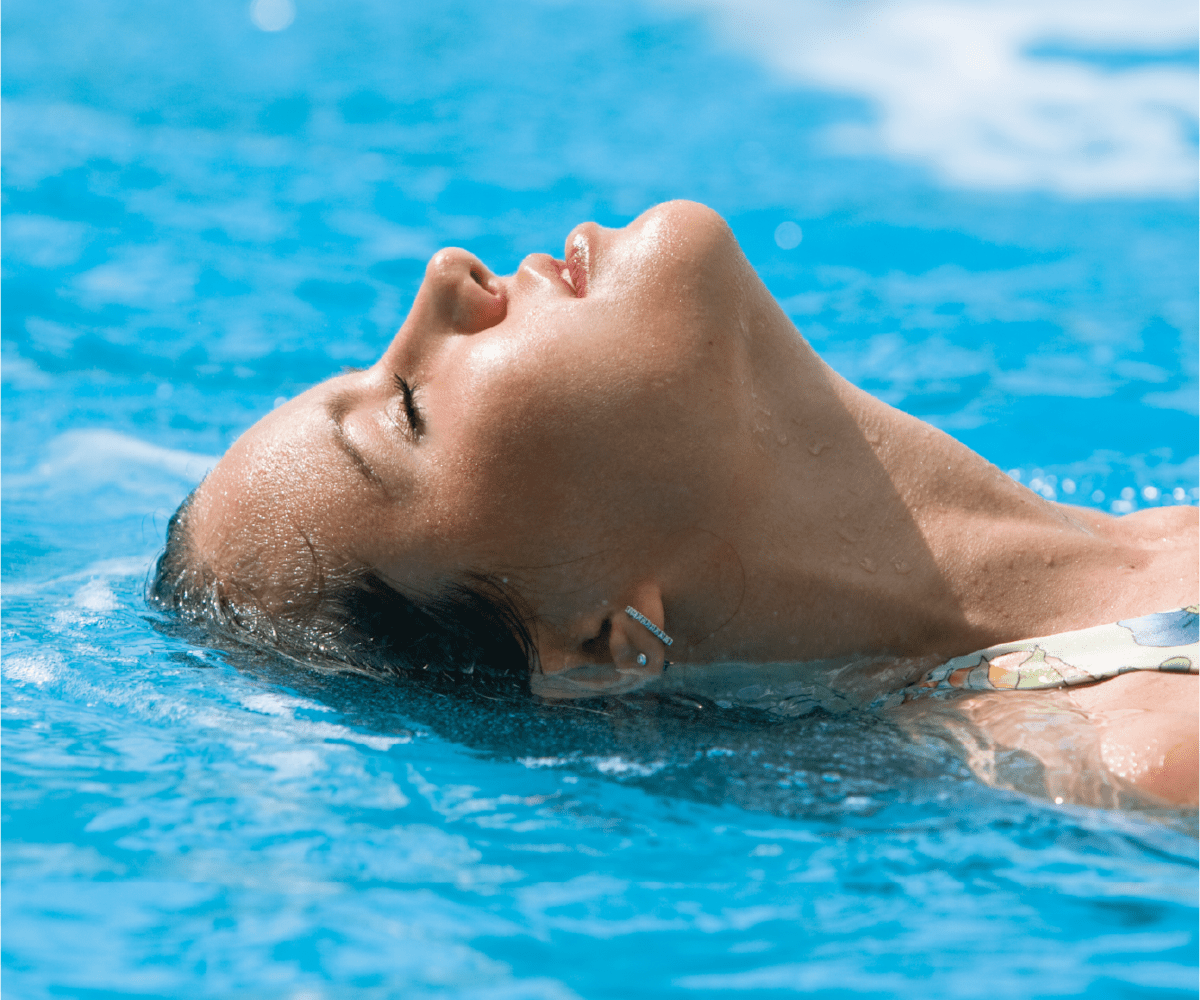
[
  {"xmin": 424, "ymin": 248, "xmax": 505, "ymax": 331},
  {"xmin": 451, "ymin": 265, "xmax": 507, "ymax": 332}
]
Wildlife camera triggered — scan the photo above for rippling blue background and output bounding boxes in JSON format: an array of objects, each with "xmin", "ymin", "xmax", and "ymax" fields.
[{"xmin": 3, "ymin": 0, "xmax": 1197, "ymax": 996}]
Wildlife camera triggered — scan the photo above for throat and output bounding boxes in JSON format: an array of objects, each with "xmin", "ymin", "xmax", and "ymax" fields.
[{"xmin": 679, "ymin": 368, "xmax": 1108, "ymax": 665}]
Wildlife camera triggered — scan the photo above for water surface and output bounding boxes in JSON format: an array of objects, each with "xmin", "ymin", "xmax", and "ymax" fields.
[{"xmin": 3, "ymin": 0, "xmax": 1197, "ymax": 996}]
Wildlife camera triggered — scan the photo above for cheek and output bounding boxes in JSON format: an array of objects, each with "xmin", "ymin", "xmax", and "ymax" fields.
[
  {"xmin": 434, "ymin": 274, "xmax": 747, "ymax": 546},
  {"xmin": 458, "ymin": 309, "xmax": 637, "ymax": 445},
  {"xmin": 427, "ymin": 351, "xmax": 628, "ymax": 552},
  {"xmin": 479, "ymin": 306, "xmax": 734, "ymax": 472}
]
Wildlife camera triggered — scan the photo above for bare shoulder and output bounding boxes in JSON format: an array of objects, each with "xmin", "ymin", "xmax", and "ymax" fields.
[
  {"xmin": 1117, "ymin": 503, "xmax": 1198, "ymax": 544},
  {"xmin": 1069, "ymin": 673, "xmax": 1198, "ymax": 807},
  {"xmin": 1069, "ymin": 670, "xmax": 1197, "ymax": 715},
  {"xmin": 894, "ymin": 675, "xmax": 1198, "ymax": 809},
  {"xmin": 1058, "ymin": 502, "xmax": 1198, "ymax": 617},
  {"xmin": 1068, "ymin": 501, "xmax": 1199, "ymax": 546}
]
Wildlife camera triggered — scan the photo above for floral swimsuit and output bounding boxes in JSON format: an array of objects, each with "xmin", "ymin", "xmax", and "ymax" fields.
[{"xmin": 889, "ymin": 605, "xmax": 1198, "ymax": 705}]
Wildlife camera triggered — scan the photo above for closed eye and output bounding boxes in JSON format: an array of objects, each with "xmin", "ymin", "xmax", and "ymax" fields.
[{"xmin": 392, "ymin": 374, "xmax": 425, "ymax": 439}]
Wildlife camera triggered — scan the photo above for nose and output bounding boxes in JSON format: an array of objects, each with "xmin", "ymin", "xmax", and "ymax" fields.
[{"xmin": 420, "ymin": 248, "xmax": 507, "ymax": 334}]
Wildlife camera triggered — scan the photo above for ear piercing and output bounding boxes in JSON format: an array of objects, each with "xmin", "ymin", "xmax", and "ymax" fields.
[
  {"xmin": 624, "ymin": 606, "xmax": 674, "ymax": 647},
  {"xmin": 625, "ymin": 607, "xmax": 674, "ymax": 671}
]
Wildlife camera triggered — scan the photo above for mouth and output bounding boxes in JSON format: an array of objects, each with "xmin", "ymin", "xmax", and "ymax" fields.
[
  {"xmin": 551, "ymin": 250, "xmax": 587, "ymax": 298},
  {"xmin": 524, "ymin": 226, "xmax": 594, "ymax": 298},
  {"xmin": 552, "ymin": 258, "xmax": 578, "ymax": 296},
  {"xmin": 553, "ymin": 226, "xmax": 592, "ymax": 298},
  {"xmin": 564, "ymin": 230, "xmax": 589, "ymax": 298}
]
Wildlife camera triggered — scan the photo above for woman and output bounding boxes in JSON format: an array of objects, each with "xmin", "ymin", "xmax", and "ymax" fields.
[{"xmin": 151, "ymin": 201, "xmax": 1197, "ymax": 807}]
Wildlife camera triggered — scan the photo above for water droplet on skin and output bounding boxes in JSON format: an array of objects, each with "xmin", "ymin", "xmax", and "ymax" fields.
[
  {"xmin": 808, "ymin": 441, "xmax": 829, "ymax": 456},
  {"xmin": 892, "ymin": 560, "xmax": 912, "ymax": 575},
  {"xmin": 859, "ymin": 557, "xmax": 877, "ymax": 573},
  {"xmin": 864, "ymin": 428, "xmax": 881, "ymax": 445}
]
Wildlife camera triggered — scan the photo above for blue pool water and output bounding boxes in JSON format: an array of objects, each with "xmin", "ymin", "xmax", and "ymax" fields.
[{"xmin": 3, "ymin": 1, "xmax": 1198, "ymax": 996}]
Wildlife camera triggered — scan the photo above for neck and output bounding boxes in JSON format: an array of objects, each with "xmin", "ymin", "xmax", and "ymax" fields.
[{"xmin": 668, "ymin": 306, "xmax": 1141, "ymax": 666}]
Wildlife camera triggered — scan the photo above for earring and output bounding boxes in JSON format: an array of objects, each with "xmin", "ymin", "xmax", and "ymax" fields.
[
  {"xmin": 624, "ymin": 606, "xmax": 674, "ymax": 647},
  {"xmin": 636, "ymin": 653, "xmax": 648, "ymax": 667}
]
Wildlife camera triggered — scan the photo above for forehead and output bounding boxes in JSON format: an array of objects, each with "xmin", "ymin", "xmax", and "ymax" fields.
[{"xmin": 188, "ymin": 386, "xmax": 387, "ymax": 602}]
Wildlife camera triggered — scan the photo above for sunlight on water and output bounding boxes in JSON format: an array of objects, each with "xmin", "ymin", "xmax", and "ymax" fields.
[
  {"xmin": 673, "ymin": 0, "xmax": 1199, "ymax": 196},
  {"xmin": 2, "ymin": 0, "xmax": 1197, "ymax": 996}
]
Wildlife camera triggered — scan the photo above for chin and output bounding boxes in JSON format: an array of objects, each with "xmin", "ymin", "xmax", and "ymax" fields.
[
  {"xmin": 624, "ymin": 200, "xmax": 750, "ymax": 322},
  {"xmin": 633, "ymin": 200, "xmax": 735, "ymax": 254}
]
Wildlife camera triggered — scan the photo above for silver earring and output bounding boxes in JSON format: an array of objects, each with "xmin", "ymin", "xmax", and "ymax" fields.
[
  {"xmin": 624, "ymin": 606, "xmax": 674, "ymax": 647},
  {"xmin": 636, "ymin": 653, "xmax": 648, "ymax": 667}
]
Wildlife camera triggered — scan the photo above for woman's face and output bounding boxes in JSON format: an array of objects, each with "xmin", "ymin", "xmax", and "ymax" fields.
[{"xmin": 192, "ymin": 201, "xmax": 768, "ymax": 668}]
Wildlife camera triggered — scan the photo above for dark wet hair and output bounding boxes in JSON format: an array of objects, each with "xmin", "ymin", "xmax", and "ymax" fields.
[{"xmin": 147, "ymin": 488, "xmax": 536, "ymax": 693}]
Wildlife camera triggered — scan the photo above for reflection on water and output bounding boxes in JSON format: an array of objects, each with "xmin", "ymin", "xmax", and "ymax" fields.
[
  {"xmin": 237, "ymin": 645, "xmax": 1195, "ymax": 830},
  {"xmin": 3, "ymin": 0, "xmax": 1197, "ymax": 994}
]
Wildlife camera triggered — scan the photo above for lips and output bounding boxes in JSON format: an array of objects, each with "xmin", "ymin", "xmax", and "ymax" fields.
[
  {"xmin": 521, "ymin": 227, "xmax": 593, "ymax": 298},
  {"xmin": 550, "ymin": 240, "xmax": 588, "ymax": 298},
  {"xmin": 552, "ymin": 258, "xmax": 578, "ymax": 296},
  {"xmin": 565, "ymin": 232, "xmax": 589, "ymax": 298}
]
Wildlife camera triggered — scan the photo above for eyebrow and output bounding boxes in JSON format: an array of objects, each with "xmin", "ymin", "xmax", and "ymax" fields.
[{"xmin": 326, "ymin": 392, "xmax": 387, "ymax": 491}]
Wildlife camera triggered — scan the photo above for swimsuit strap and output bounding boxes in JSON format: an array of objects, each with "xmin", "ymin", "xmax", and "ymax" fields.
[{"xmin": 882, "ymin": 605, "xmax": 1198, "ymax": 707}]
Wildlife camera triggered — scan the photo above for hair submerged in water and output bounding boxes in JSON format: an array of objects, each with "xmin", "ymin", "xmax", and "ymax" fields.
[{"xmin": 147, "ymin": 490, "xmax": 536, "ymax": 694}]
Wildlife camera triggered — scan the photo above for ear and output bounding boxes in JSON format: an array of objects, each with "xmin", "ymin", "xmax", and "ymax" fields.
[
  {"xmin": 529, "ymin": 584, "xmax": 669, "ymax": 699},
  {"xmin": 607, "ymin": 584, "xmax": 669, "ymax": 679}
]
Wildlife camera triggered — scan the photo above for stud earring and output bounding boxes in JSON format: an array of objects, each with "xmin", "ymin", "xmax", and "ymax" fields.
[
  {"xmin": 624, "ymin": 606, "xmax": 674, "ymax": 647},
  {"xmin": 636, "ymin": 653, "xmax": 648, "ymax": 667}
]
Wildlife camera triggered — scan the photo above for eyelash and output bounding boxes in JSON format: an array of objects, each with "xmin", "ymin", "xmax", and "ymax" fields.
[{"xmin": 392, "ymin": 374, "xmax": 424, "ymax": 438}]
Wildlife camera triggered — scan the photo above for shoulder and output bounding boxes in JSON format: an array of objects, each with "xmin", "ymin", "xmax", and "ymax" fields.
[
  {"xmin": 1058, "ymin": 502, "xmax": 1197, "ymax": 618},
  {"xmin": 1069, "ymin": 672, "xmax": 1198, "ymax": 807},
  {"xmin": 1072, "ymin": 501, "xmax": 1198, "ymax": 545}
]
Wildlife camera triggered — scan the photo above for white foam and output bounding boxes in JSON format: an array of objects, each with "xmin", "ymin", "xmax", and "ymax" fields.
[
  {"xmin": 30, "ymin": 429, "xmax": 217, "ymax": 484},
  {"xmin": 72, "ymin": 579, "xmax": 119, "ymax": 613},
  {"xmin": 1, "ymin": 557, "xmax": 153, "ymax": 599},
  {"xmin": 240, "ymin": 691, "xmax": 333, "ymax": 718},
  {"xmin": 670, "ymin": 0, "xmax": 1198, "ymax": 196},
  {"xmin": 238, "ymin": 691, "xmax": 411, "ymax": 752},
  {"xmin": 587, "ymin": 756, "xmax": 667, "ymax": 777},
  {"xmin": 518, "ymin": 756, "xmax": 574, "ymax": 769},
  {"xmin": 2, "ymin": 652, "xmax": 64, "ymax": 686}
]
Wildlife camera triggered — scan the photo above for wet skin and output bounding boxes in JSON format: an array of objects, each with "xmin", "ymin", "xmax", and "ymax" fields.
[
  {"xmin": 192, "ymin": 201, "xmax": 773, "ymax": 676},
  {"xmin": 189, "ymin": 200, "xmax": 1198, "ymax": 806}
]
